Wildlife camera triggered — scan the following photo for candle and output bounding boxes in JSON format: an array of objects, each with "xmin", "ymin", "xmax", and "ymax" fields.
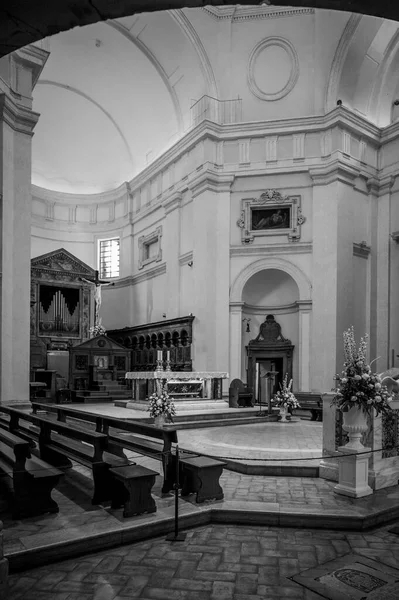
[
  {"xmin": 167, "ymin": 351, "xmax": 170, "ymax": 361},
  {"xmin": 157, "ymin": 350, "xmax": 162, "ymax": 360}
]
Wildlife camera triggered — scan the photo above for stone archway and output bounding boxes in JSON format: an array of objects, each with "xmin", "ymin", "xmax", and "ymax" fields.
[
  {"xmin": 1, "ymin": 2, "xmax": 399, "ymax": 61},
  {"xmin": 229, "ymin": 258, "xmax": 312, "ymax": 390}
]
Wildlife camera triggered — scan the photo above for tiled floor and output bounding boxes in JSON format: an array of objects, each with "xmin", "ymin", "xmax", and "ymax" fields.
[{"xmin": 6, "ymin": 521, "xmax": 399, "ymax": 600}]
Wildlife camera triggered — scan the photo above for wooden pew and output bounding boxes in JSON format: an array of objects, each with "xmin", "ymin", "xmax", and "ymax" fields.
[
  {"xmin": 31, "ymin": 402, "xmax": 178, "ymax": 494},
  {"xmin": 30, "ymin": 403, "xmax": 226, "ymax": 506},
  {"xmin": 0, "ymin": 428, "xmax": 63, "ymax": 519},
  {"xmin": 294, "ymin": 393, "xmax": 323, "ymax": 421},
  {"xmin": 0, "ymin": 406, "xmax": 122, "ymax": 505}
]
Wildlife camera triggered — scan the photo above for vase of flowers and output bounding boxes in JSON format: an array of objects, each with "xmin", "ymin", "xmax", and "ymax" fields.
[
  {"xmin": 331, "ymin": 327, "xmax": 393, "ymax": 450},
  {"xmin": 89, "ymin": 319, "xmax": 107, "ymax": 338},
  {"xmin": 273, "ymin": 374, "xmax": 301, "ymax": 422},
  {"xmin": 147, "ymin": 381, "xmax": 176, "ymax": 426}
]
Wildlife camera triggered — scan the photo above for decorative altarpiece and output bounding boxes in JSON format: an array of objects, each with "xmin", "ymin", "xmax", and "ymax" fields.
[
  {"xmin": 237, "ymin": 189, "xmax": 306, "ymax": 244},
  {"xmin": 30, "ymin": 249, "xmax": 97, "ymax": 369}
]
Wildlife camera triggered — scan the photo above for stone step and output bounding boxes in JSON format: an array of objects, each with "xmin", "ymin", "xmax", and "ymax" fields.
[
  {"xmin": 75, "ymin": 395, "xmax": 114, "ymax": 404},
  {"xmin": 78, "ymin": 391, "xmax": 110, "ymax": 397}
]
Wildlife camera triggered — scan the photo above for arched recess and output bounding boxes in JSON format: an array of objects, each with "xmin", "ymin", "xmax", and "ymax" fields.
[
  {"xmin": 230, "ymin": 257, "xmax": 311, "ymax": 304},
  {"xmin": 229, "ymin": 257, "xmax": 312, "ymax": 390}
]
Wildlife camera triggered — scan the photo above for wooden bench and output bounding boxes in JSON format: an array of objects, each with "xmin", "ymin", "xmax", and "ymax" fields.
[
  {"xmin": 179, "ymin": 455, "xmax": 226, "ymax": 503},
  {"xmin": 31, "ymin": 402, "xmax": 178, "ymax": 494},
  {"xmin": 294, "ymin": 393, "xmax": 323, "ymax": 421},
  {"xmin": 229, "ymin": 379, "xmax": 253, "ymax": 408},
  {"xmin": 0, "ymin": 406, "xmax": 124, "ymax": 505},
  {"xmin": 109, "ymin": 464, "xmax": 158, "ymax": 517},
  {"xmin": 0, "ymin": 428, "xmax": 63, "ymax": 519}
]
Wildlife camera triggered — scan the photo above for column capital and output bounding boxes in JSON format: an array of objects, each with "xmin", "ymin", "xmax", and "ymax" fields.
[
  {"xmin": 367, "ymin": 175, "xmax": 395, "ymax": 196},
  {"xmin": 0, "ymin": 93, "xmax": 39, "ymax": 135},
  {"xmin": 309, "ymin": 159, "xmax": 358, "ymax": 187},
  {"xmin": 230, "ymin": 302, "xmax": 245, "ymax": 314},
  {"xmin": 189, "ymin": 169, "xmax": 235, "ymax": 199},
  {"xmin": 296, "ymin": 299, "xmax": 312, "ymax": 311},
  {"xmin": 162, "ymin": 192, "xmax": 182, "ymax": 216}
]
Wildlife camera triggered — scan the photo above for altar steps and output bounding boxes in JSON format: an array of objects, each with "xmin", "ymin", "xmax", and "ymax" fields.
[{"xmin": 75, "ymin": 380, "xmax": 131, "ymax": 404}]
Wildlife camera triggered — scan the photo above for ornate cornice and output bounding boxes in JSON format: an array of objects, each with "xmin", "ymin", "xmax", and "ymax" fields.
[
  {"xmin": 203, "ymin": 6, "xmax": 314, "ymax": 21},
  {"xmin": 189, "ymin": 170, "xmax": 235, "ymax": 199},
  {"xmin": 366, "ymin": 175, "xmax": 396, "ymax": 196},
  {"xmin": 0, "ymin": 93, "xmax": 40, "ymax": 135},
  {"xmin": 309, "ymin": 159, "xmax": 359, "ymax": 187},
  {"xmin": 163, "ymin": 192, "xmax": 182, "ymax": 215}
]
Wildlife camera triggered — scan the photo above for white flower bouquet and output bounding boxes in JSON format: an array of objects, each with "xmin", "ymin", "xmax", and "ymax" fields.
[
  {"xmin": 331, "ymin": 326, "xmax": 393, "ymax": 416},
  {"xmin": 273, "ymin": 374, "xmax": 301, "ymax": 410},
  {"xmin": 147, "ymin": 382, "xmax": 176, "ymax": 419}
]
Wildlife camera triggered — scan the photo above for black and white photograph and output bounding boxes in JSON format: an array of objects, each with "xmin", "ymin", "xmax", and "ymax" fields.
[{"xmin": 1, "ymin": 2, "xmax": 399, "ymax": 600}]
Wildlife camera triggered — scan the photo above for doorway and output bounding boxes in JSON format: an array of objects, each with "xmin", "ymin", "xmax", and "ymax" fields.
[{"xmin": 255, "ymin": 358, "xmax": 284, "ymax": 403}]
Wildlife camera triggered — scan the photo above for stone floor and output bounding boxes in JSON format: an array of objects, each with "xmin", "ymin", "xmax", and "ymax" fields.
[{"xmin": 6, "ymin": 520, "xmax": 399, "ymax": 600}]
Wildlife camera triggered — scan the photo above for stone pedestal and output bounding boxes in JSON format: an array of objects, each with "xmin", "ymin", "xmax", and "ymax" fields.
[{"xmin": 334, "ymin": 446, "xmax": 373, "ymax": 498}]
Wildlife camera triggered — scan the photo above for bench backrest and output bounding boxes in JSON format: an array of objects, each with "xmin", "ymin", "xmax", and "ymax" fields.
[
  {"xmin": 0, "ymin": 406, "xmax": 108, "ymax": 447},
  {"xmin": 0, "ymin": 428, "xmax": 31, "ymax": 468},
  {"xmin": 31, "ymin": 402, "xmax": 178, "ymax": 444}
]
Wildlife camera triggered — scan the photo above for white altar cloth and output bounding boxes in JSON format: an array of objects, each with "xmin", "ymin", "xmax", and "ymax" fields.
[{"xmin": 125, "ymin": 371, "xmax": 228, "ymax": 380}]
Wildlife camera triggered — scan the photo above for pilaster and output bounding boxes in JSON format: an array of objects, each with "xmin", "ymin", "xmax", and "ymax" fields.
[
  {"xmin": 229, "ymin": 302, "xmax": 244, "ymax": 382},
  {"xmin": 0, "ymin": 47, "xmax": 46, "ymax": 404},
  {"xmin": 189, "ymin": 171, "xmax": 234, "ymax": 378},
  {"xmin": 162, "ymin": 192, "xmax": 182, "ymax": 319}
]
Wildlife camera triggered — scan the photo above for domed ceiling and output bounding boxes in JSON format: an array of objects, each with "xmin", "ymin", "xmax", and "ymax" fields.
[{"xmin": 32, "ymin": 11, "xmax": 210, "ymax": 194}]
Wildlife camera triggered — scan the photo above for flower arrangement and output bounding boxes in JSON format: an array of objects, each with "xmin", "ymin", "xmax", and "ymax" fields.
[
  {"xmin": 147, "ymin": 381, "xmax": 176, "ymax": 420},
  {"xmin": 89, "ymin": 320, "xmax": 107, "ymax": 337},
  {"xmin": 273, "ymin": 374, "xmax": 301, "ymax": 410},
  {"xmin": 331, "ymin": 326, "xmax": 393, "ymax": 416}
]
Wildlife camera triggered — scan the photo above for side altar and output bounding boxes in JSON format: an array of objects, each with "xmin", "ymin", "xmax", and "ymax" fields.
[{"xmin": 125, "ymin": 370, "xmax": 228, "ymax": 404}]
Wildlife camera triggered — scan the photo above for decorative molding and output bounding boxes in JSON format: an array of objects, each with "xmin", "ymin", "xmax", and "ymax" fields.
[
  {"xmin": 342, "ymin": 131, "xmax": 351, "ymax": 155},
  {"xmin": 325, "ymin": 14, "xmax": 363, "ymax": 113},
  {"xmin": 309, "ymin": 160, "xmax": 359, "ymax": 187},
  {"xmin": 243, "ymin": 301, "xmax": 310, "ymax": 316},
  {"xmin": 230, "ymin": 256, "xmax": 312, "ymax": 303},
  {"xmin": 237, "ymin": 190, "xmax": 306, "ymax": 244},
  {"xmin": 163, "ymin": 192, "xmax": 182, "ymax": 215},
  {"xmin": 239, "ymin": 139, "xmax": 250, "ymax": 164},
  {"xmin": 230, "ymin": 242, "xmax": 312, "ymax": 257},
  {"xmin": 112, "ymin": 263, "xmax": 166, "ymax": 288},
  {"xmin": 179, "ymin": 251, "xmax": 193, "ymax": 266},
  {"xmin": 169, "ymin": 10, "xmax": 218, "ymax": 99},
  {"xmin": 203, "ymin": 6, "xmax": 314, "ymax": 21},
  {"xmin": 248, "ymin": 37, "xmax": 299, "ymax": 102},
  {"xmin": 293, "ymin": 134, "xmax": 305, "ymax": 160},
  {"xmin": 13, "ymin": 44, "xmax": 49, "ymax": 89},
  {"xmin": 321, "ymin": 130, "xmax": 332, "ymax": 157},
  {"xmin": 0, "ymin": 93, "xmax": 40, "ymax": 135},
  {"xmin": 138, "ymin": 226, "xmax": 163, "ymax": 270},
  {"xmin": 266, "ymin": 136, "xmax": 278, "ymax": 161},
  {"xmin": 189, "ymin": 170, "xmax": 234, "ymax": 199},
  {"xmin": 353, "ymin": 242, "xmax": 371, "ymax": 258}
]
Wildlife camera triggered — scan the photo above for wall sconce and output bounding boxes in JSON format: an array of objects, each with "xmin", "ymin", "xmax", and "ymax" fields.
[{"xmin": 242, "ymin": 318, "xmax": 251, "ymax": 333}]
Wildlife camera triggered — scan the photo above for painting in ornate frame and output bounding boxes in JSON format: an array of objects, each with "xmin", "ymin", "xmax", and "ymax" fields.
[{"xmin": 237, "ymin": 189, "xmax": 306, "ymax": 244}]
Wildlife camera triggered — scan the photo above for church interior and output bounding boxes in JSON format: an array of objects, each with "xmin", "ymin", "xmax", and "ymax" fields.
[{"xmin": 2, "ymin": 2, "xmax": 399, "ymax": 599}]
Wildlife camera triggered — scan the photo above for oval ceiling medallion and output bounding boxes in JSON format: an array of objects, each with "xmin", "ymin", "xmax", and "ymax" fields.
[{"xmin": 248, "ymin": 37, "xmax": 299, "ymax": 101}]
